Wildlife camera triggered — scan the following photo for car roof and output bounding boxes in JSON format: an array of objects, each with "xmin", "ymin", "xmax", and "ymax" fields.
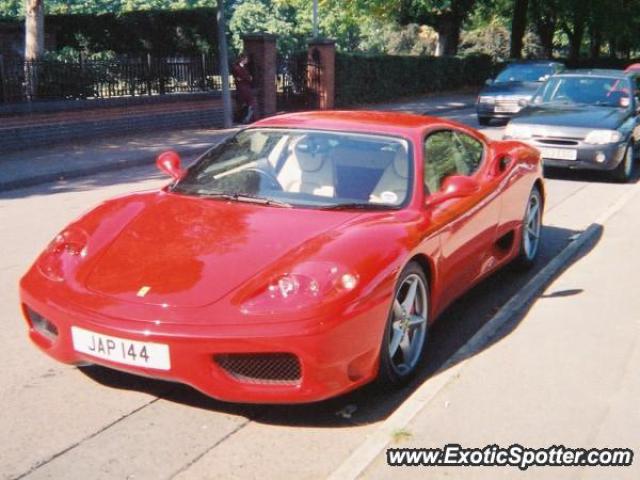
[
  {"xmin": 507, "ymin": 60, "xmax": 563, "ymax": 66},
  {"xmin": 556, "ymin": 69, "xmax": 630, "ymax": 79},
  {"xmin": 252, "ymin": 111, "xmax": 460, "ymax": 136}
]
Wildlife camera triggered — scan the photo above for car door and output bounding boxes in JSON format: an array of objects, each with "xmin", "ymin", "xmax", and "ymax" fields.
[{"xmin": 423, "ymin": 129, "xmax": 501, "ymax": 309}]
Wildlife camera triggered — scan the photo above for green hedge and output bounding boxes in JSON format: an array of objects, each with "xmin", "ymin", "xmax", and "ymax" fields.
[{"xmin": 335, "ymin": 53, "xmax": 494, "ymax": 107}]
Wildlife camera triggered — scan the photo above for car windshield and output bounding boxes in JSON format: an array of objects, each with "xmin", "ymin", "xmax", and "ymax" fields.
[
  {"xmin": 531, "ymin": 76, "xmax": 632, "ymax": 108},
  {"xmin": 495, "ymin": 65, "xmax": 555, "ymax": 83},
  {"xmin": 173, "ymin": 128, "xmax": 412, "ymax": 209}
]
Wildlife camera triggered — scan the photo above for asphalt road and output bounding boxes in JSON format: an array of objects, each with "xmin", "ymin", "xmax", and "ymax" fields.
[{"xmin": 1, "ymin": 106, "xmax": 638, "ymax": 480}]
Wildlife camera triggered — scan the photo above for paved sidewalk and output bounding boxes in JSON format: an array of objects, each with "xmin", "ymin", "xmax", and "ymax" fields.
[
  {"xmin": 359, "ymin": 188, "xmax": 640, "ymax": 479},
  {"xmin": 0, "ymin": 91, "xmax": 477, "ymax": 191}
]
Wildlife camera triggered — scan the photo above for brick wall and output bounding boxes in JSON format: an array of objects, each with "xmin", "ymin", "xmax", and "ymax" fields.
[{"xmin": 0, "ymin": 94, "xmax": 224, "ymax": 153}]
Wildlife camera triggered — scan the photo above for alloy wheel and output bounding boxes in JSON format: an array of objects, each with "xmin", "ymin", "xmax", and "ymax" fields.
[
  {"xmin": 388, "ymin": 273, "xmax": 428, "ymax": 376},
  {"xmin": 523, "ymin": 191, "xmax": 542, "ymax": 261}
]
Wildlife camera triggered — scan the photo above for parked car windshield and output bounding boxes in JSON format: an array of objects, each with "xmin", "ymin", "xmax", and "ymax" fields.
[
  {"xmin": 531, "ymin": 76, "xmax": 632, "ymax": 108},
  {"xmin": 495, "ymin": 64, "xmax": 555, "ymax": 83},
  {"xmin": 173, "ymin": 128, "xmax": 412, "ymax": 209}
]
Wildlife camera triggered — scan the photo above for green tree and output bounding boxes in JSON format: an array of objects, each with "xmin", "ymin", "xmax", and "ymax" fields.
[
  {"xmin": 397, "ymin": 0, "xmax": 483, "ymax": 55},
  {"xmin": 0, "ymin": 0, "xmax": 21, "ymax": 16}
]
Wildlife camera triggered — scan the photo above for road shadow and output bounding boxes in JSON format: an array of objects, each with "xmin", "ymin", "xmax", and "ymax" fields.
[{"xmin": 79, "ymin": 222, "xmax": 602, "ymax": 428}]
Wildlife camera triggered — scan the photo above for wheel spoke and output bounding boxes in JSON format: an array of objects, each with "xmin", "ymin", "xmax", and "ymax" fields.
[
  {"xmin": 393, "ymin": 299, "xmax": 404, "ymax": 319},
  {"xmin": 527, "ymin": 226, "xmax": 540, "ymax": 239},
  {"xmin": 408, "ymin": 314, "xmax": 426, "ymax": 327},
  {"xmin": 399, "ymin": 331, "xmax": 412, "ymax": 359},
  {"xmin": 389, "ymin": 326, "xmax": 404, "ymax": 357},
  {"xmin": 527, "ymin": 203, "xmax": 539, "ymax": 225},
  {"xmin": 402, "ymin": 278, "xmax": 418, "ymax": 311}
]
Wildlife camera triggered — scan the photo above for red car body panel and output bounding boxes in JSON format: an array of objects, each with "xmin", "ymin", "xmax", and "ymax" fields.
[{"xmin": 19, "ymin": 111, "xmax": 543, "ymax": 403}]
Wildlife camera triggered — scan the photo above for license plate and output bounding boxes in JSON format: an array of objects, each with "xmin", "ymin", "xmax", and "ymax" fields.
[
  {"xmin": 71, "ymin": 326, "xmax": 170, "ymax": 370},
  {"xmin": 495, "ymin": 103, "xmax": 520, "ymax": 113},
  {"xmin": 539, "ymin": 147, "xmax": 578, "ymax": 161}
]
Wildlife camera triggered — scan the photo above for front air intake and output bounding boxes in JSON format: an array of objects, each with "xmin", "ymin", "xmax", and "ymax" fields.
[{"xmin": 214, "ymin": 353, "xmax": 301, "ymax": 385}]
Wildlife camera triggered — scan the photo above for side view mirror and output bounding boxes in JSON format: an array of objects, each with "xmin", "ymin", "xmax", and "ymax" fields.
[
  {"xmin": 156, "ymin": 150, "xmax": 185, "ymax": 180},
  {"xmin": 425, "ymin": 175, "xmax": 480, "ymax": 208},
  {"xmin": 485, "ymin": 78, "xmax": 494, "ymax": 86}
]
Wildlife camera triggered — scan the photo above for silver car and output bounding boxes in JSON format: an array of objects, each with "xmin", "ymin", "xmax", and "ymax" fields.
[{"xmin": 504, "ymin": 69, "xmax": 640, "ymax": 182}]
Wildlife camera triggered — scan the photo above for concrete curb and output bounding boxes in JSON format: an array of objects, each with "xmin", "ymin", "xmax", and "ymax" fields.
[
  {"xmin": 0, "ymin": 142, "xmax": 222, "ymax": 193},
  {"xmin": 422, "ymin": 103, "xmax": 474, "ymax": 115},
  {"xmin": 0, "ymin": 96, "xmax": 476, "ymax": 193},
  {"xmin": 1, "ymin": 153, "xmax": 157, "ymax": 193},
  {"xmin": 329, "ymin": 182, "xmax": 640, "ymax": 480}
]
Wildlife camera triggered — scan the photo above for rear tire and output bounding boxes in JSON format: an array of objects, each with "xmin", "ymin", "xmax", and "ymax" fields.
[
  {"xmin": 611, "ymin": 141, "xmax": 635, "ymax": 183},
  {"xmin": 513, "ymin": 187, "xmax": 543, "ymax": 270},
  {"xmin": 478, "ymin": 116, "xmax": 491, "ymax": 126},
  {"xmin": 376, "ymin": 262, "xmax": 429, "ymax": 388}
]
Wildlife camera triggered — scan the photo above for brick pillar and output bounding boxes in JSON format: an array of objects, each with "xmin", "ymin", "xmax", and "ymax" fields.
[
  {"xmin": 242, "ymin": 33, "xmax": 277, "ymax": 118},
  {"xmin": 308, "ymin": 39, "xmax": 335, "ymax": 110}
]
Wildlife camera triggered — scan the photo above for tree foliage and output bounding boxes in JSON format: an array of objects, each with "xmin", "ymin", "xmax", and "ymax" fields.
[{"xmin": 3, "ymin": 0, "xmax": 640, "ymax": 61}]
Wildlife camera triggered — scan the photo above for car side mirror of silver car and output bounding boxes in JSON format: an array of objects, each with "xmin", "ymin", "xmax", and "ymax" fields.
[{"xmin": 425, "ymin": 176, "xmax": 480, "ymax": 208}]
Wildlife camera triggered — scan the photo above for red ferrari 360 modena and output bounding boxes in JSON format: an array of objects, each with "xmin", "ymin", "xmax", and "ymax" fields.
[{"xmin": 20, "ymin": 111, "xmax": 544, "ymax": 404}]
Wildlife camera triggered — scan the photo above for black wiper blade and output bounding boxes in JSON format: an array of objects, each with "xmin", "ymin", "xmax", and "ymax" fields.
[
  {"xmin": 233, "ymin": 193, "xmax": 292, "ymax": 208},
  {"xmin": 320, "ymin": 202, "xmax": 395, "ymax": 210},
  {"xmin": 191, "ymin": 190, "xmax": 291, "ymax": 207}
]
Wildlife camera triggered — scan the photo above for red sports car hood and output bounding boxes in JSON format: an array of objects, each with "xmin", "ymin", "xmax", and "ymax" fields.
[{"xmin": 85, "ymin": 193, "xmax": 360, "ymax": 307}]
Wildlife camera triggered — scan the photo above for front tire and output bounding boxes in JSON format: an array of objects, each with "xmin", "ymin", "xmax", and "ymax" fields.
[
  {"xmin": 513, "ymin": 187, "xmax": 543, "ymax": 270},
  {"xmin": 611, "ymin": 141, "xmax": 635, "ymax": 183},
  {"xmin": 377, "ymin": 262, "xmax": 429, "ymax": 388}
]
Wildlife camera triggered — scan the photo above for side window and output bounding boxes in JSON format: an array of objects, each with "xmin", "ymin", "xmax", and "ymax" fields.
[
  {"xmin": 423, "ymin": 130, "xmax": 484, "ymax": 193},
  {"xmin": 453, "ymin": 131, "xmax": 484, "ymax": 175}
]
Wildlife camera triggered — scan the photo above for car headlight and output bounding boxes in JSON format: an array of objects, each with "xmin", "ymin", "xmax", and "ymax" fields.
[
  {"xmin": 478, "ymin": 96, "xmax": 495, "ymax": 104},
  {"xmin": 37, "ymin": 226, "xmax": 89, "ymax": 282},
  {"xmin": 505, "ymin": 123, "xmax": 533, "ymax": 140},
  {"xmin": 240, "ymin": 262, "xmax": 358, "ymax": 315},
  {"xmin": 584, "ymin": 130, "xmax": 622, "ymax": 145}
]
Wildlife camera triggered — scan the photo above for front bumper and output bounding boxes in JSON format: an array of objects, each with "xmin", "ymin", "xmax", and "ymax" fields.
[
  {"xmin": 504, "ymin": 138, "xmax": 627, "ymax": 171},
  {"xmin": 476, "ymin": 103, "xmax": 524, "ymax": 120},
  {"xmin": 20, "ymin": 276, "xmax": 388, "ymax": 404}
]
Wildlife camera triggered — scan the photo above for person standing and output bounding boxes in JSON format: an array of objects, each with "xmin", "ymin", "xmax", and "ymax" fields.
[{"xmin": 231, "ymin": 53, "xmax": 256, "ymax": 123}]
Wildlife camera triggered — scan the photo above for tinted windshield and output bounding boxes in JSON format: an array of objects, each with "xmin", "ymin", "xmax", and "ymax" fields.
[
  {"xmin": 173, "ymin": 128, "xmax": 412, "ymax": 209},
  {"xmin": 532, "ymin": 76, "xmax": 632, "ymax": 107},
  {"xmin": 495, "ymin": 64, "xmax": 555, "ymax": 83}
]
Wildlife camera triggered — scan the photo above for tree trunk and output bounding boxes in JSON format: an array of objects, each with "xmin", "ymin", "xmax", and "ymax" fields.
[
  {"xmin": 434, "ymin": 16, "xmax": 462, "ymax": 56},
  {"xmin": 24, "ymin": 0, "xmax": 44, "ymax": 100},
  {"xmin": 530, "ymin": 0, "xmax": 556, "ymax": 58},
  {"xmin": 608, "ymin": 36, "xmax": 617, "ymax": 58},
  {"xmin": 510, "ymin": 0, "xmax": 529, "ymax": 59},
  {"xmin": 25, "ymin": 0, "xmax": 44, "ymax": 61},
  {"xmin": 589, "ymin": 29, "xmax": 602, "ymax": 60},
  {"xmin": 567, "ymin": 22, "xmax": 585, "ymax": 63}
]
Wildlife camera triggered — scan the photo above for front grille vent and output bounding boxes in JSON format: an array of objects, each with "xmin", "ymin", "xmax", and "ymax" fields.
[{"xmin": 215, "ymin": 353, "xmax": 301, "ymax": 385}]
